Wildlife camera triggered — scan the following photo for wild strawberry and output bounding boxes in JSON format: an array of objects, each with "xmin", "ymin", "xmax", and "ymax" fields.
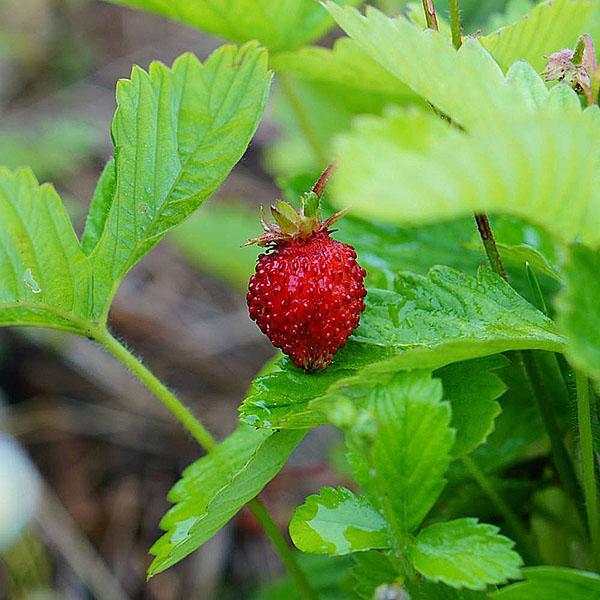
[{"xmin": 246, "ymin": 166, "xmax": 367, "ymax": 372}]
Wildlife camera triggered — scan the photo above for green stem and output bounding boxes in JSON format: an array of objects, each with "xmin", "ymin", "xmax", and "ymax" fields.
[
  {"xmin": 277, "ymin": 72, "xmax": 327, "ymax": 166},
  {"xmin": 95, "ymin": 329, "xmax": 217, "ymax": 452},
  {"xmin": 519, "ymin": 351, "xmax": 587, "ymax": 530},
  {"xmin": 449, "ymin": 0, "xmax": 462, "ymax": 49},
  {"xmin": 461, "ymin": 456, "xmax": 540, "ymax": 565},
  {"xmin": 95, "ymin": 330, "xmax": 316, "ymax": 594},
  {"xmin": 421, "ymin": 0, "xmax": 439, "ymax": 30},
  {"xmin": 248, "ymin": 498, "xmax": 317, "ymax": 599},
  {"xmin": 576, "ymin": 371, "xmax": 600, "ymax": 566}
]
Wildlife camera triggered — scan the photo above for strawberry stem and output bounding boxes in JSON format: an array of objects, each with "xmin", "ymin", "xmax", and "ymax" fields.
[
  {"xmin": 421, "ymin": 0, "xmax": 439, "ymax": 30},
  {"xmin": 449, "ymin": 0, "xmax": 463, "ymax": 49}
]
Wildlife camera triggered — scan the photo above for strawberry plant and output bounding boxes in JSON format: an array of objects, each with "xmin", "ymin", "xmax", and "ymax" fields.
[{"xmin": 3, "ymin": 0, "xmax": 600, "ymax": 597}]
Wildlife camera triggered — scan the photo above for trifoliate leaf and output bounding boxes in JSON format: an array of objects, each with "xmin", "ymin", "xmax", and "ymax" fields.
[
  {"xmin": 342, "ymin": 372, "xmax": 455, "ymax": 534},
  {"xmin": 0, "ymin": 168, "xmax": 94, "ymax": 334},
  {"xmin": 408, "ymin": 518, "xmax": 523, "ymax": 590},
  {"xmin": 289, "ymin": 487, "xmax": 390, "ymax": 555},
  {"xmin": 148, "ymin": 425, "xmax": 304, "ymax": 577},
  {"xmin": 106, "ymin": 0, "xmax": 361, "ymax": 52},
  {"xmin": 493, "ymin": 566, "xmax": 600, "ymax": 599},
  {"xmin": 332, "ymin": 107, "xmax": 600, "ymax": 249},
  {"xmin": 480, "ymin": 0, "xmax": 599, "ymax": 72},
  {"xmin": 240, "ymin": 266, "xmax": 563, "ymax": 430},
  {"xmin": 556, "ymin": 244, "xmax": 600, "ymax": 382},
  {"xmin": 86, "ymin": 45, "xmax": 271, "ymax": 318}
]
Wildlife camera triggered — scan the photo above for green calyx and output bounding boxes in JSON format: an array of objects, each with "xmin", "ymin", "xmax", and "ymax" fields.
[{"xmin": 247, "ymin": 164, "xmax": 346, "ymax": 246}]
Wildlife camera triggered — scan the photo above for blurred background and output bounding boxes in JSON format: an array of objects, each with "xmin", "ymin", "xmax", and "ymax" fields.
[{"xmin": 0, "ymin": 1, "xmax": 523, "ymax": 598}]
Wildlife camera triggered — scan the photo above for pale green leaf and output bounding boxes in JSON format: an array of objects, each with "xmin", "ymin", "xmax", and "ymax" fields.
[
  {"xmin": 289, "ymin": 487, "xmax": 390, "ymax": 555},
  {"xmin": 86, "ymin": 45, "xmax": 271, "ymax": 318},
  {"xmin": 240, "ymin": 266, "xmax": 563, "ymax": 430},
  {"xmin": 556, "ymin": 244, "xmax": 600, "ymax": 381},
  {"xmin": 332, "ymin": 107, "xmax": 600, "ymax": 248},
  {"xmin": 271, "ymin": 37, "xmax": 417, "ymax": 100},
  {"xmin": 0, "ymin": 168, "xmax": 93, "ymax": 334},
  {"xmin": 325, "ymin": 3, "xmax": 575, "ymax": 130},
  {"xmin": 493, "ymin": 566, "xmax": 600, "ymax": 599},
  {"xmin": 148, "ymin": 425, "xmax": 304, "ymax": 576},
  {"xmin": 343, "ymin": 372, "xmax": 455, "ymax": 534},
  {"xmin": 409, "ymin": 518, "xmax": 523, "ymax": 590},
  {"xmin": 437, "ymin": 356, "xmax": 507, "ymax": 458},
  {"xmin": 481, "ymin": 0, "xmax": 599, "ymax": 72},
  {"xmin": 107, "ymin": 0, "xmax": 361, "ymax": 52}
]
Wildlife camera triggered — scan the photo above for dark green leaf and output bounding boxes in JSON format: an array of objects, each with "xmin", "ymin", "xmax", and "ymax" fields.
[
  {"xmin": 437, "ymin": 356, "xmax": 507, "ymax": 458},
  {"xmin": 240, "ymin": 267, "xmax": 563, "ymax": 430}
]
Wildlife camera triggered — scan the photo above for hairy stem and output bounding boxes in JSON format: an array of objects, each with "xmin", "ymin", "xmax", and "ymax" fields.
[
  {"xmin": 421, "ymin": 0, "xmax": 439, "ymax": 30},
  {"xmin": 519, "ymin": 351, "xmax": 587, "ymax": 530},
  {"xmin": 576, "ymin": 371, "xmax": 600, "ymax": 566},
  {"xmin": 95, "ymin": 329, "xmax": 316, "ymax": 596},
  {"xmin": 96, "ymin": 329, "xmax": 217, "ymax": 451},
  {"xmin": 474, "ymin": 213, "xmax": 508, "ymax": 280},
  {"xmin": 449, "ymin": 0, "xmax": 462, "ymax": 49},
  {"xmin": 248, "ymin": 498, "xmax": 316, "ymax": 599},
  {"xmin": 278, "ymin": 72, "xmax": 327, "ymax": 166},
  {"xmin": 461, "ymin": 455, "xmax": 540, "ymax": 564}
]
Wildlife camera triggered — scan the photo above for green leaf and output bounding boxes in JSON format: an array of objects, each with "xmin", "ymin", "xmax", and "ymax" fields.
[
  {"xmin": 556, "ymin": 244, "xmax": 600, "ymax": 382},
  {"xmin": 409, "ymin": 518, "xmax": 523, "ymax": 590},
  {"xmin": 252, "ymin": 554, "xmax": 353, "ymax": 600},
  {"xmin": 148, "ymin": 425, "xmax": 304, "ymax": 577},
  {"xmin": 289, "ymin": 487, "xmax": 390, "ymax": 555},
  {"xmin": 240, "ymin": 266, "xmax": 563, "ymax": 430},
  {"xmin": 0, "ymin": 168, "xmax": 93, "ymax": 334},
  {"xmin": 467, "ymin": 354, "xmax": 545, "ymax": 474},
  {"xmin": 485, "ymin": 243, "xmax": 561, "ymax": 282},
  {"xmin": 107, "ymin": 0, "xmax": 361, "ymax": 52},
  {"xmin": 493, "ymin": 566, "xmax": 600, "ymax": 599},
  {"xmin": 325, "ymin": 3, "xmax": 579, "ymax": 130},
  {"xmin": 480, "ymin": 0, "xmax": 599, "ymax": 72},
  {"xmin": 86, "ymin": 45, "xmax": 270, "ymax": 318},
  {"xmin": 342, "ymin": 372, "xmax": 455, "ymax": 534},
  {"xmin": 437, "ymin": 356, "xmax": 507, "ymax": 458},
  {"xmin": 350, "ymin": 551, "xmax": 400, "ymax": 600},
  {"xmin": 271, "ymin": 37, "xmax": 418, "ymax": 100},
  {"xmin": 332, "ymin": 107, "xmax": 600, "ymax": 249}
]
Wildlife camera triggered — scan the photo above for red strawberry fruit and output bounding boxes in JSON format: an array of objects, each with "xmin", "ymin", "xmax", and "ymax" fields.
[{"xmin": 246, "ymin": 166, "xmax": 367, "ymax": 372}]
